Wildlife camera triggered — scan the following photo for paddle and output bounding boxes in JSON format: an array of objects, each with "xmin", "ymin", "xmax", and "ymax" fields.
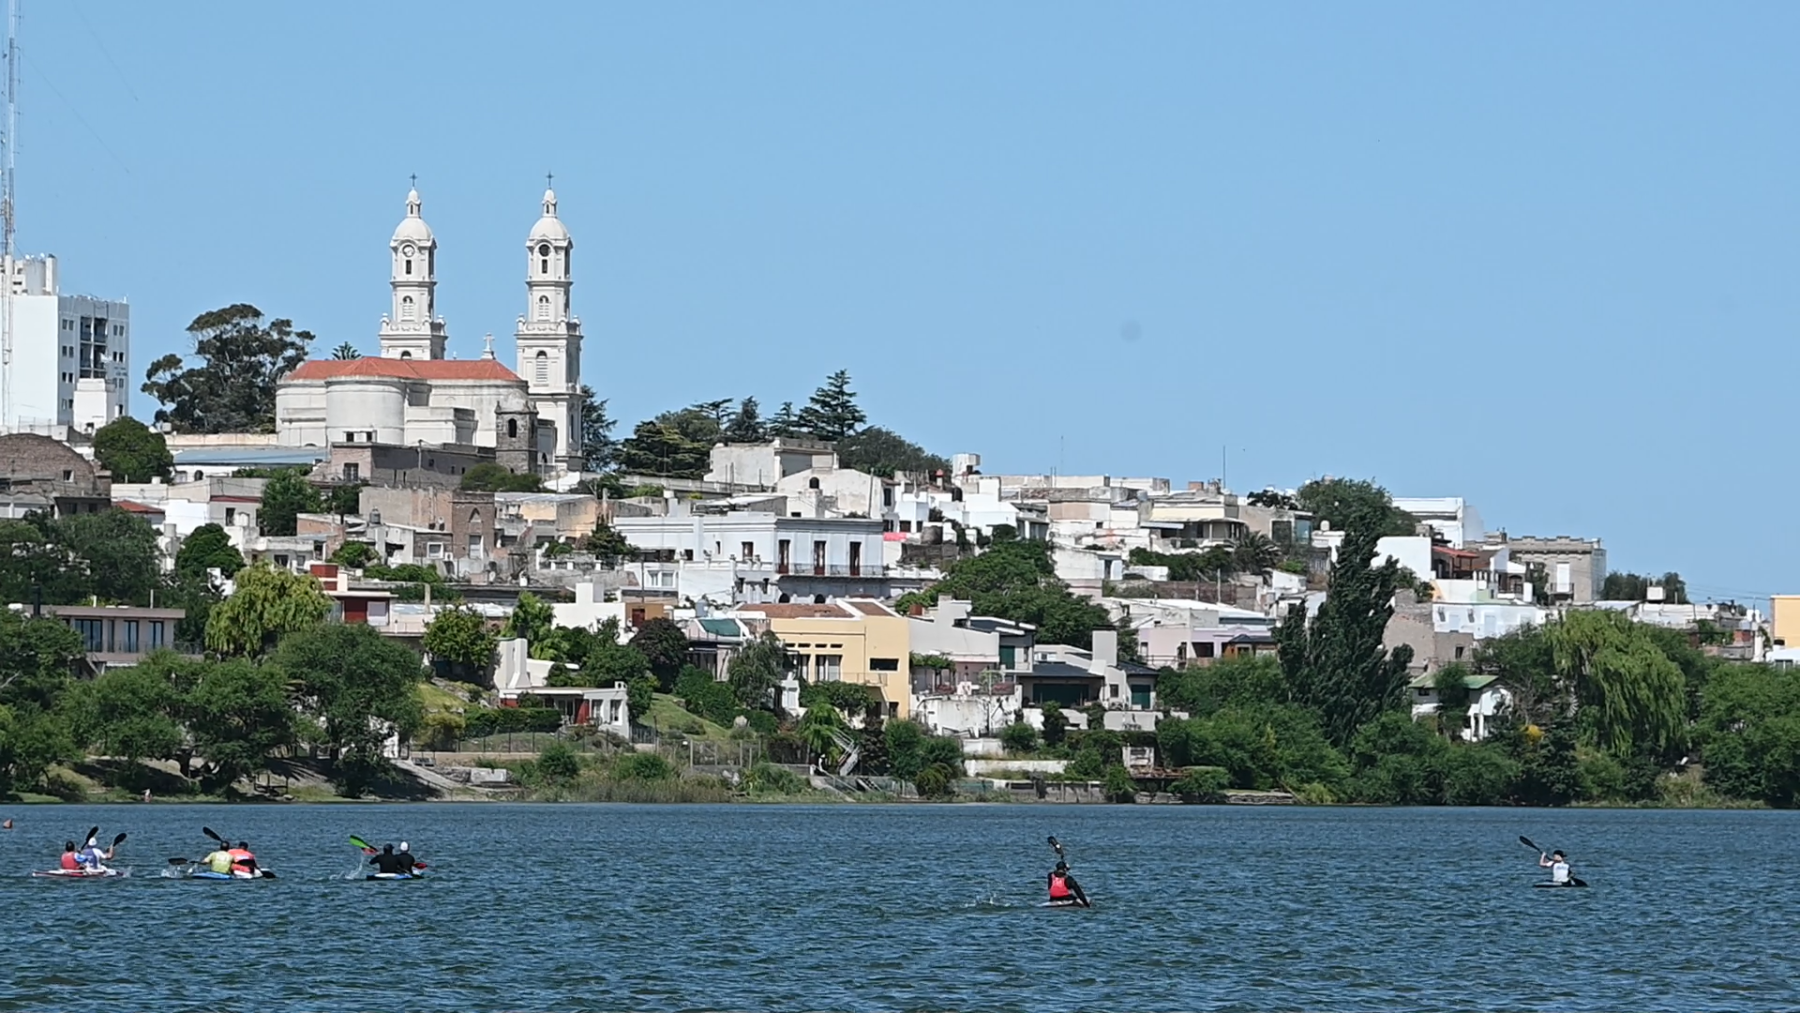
[
  {"xmin": 1520, "ymin": 835, "xmax": 1587, "ymax": 888},
  {"xmin": 351, "ymin": 835, "xmax": 428, "ymax": 870},
  {"xmin": 202, "ymin": 827, "xmax": 275, "ymax": 878},
  {"xmin": 1046, "ymin": 835, "xmax": 1090, "ymax": 908}
]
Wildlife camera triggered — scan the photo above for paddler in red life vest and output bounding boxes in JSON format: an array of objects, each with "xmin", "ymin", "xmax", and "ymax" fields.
[
  {"xmin": 58, "ymin": 840, "xmax": 79, "ymax": 870},
  {"xmin": 1047, "ymin": 861, "xmax": 1090, "ymax": 907},
  {"xmin": 227, "ymin": 842, "xmax": 258, "ymax": 877}
]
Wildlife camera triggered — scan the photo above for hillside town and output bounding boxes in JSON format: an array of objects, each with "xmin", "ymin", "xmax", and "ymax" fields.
[{"xmin": 0, "ymin": 185, "xmax": 1788, "ymax": 806}]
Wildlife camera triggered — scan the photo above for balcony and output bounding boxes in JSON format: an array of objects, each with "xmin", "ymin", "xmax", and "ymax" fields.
[{"xmin": 776, "ymin": 563, "xmax": 886, "ymax": 578}]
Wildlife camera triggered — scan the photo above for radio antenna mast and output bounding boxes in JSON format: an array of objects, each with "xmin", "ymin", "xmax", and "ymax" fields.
[{"xmin": 1, "ymin": 0, "xmax": 18, "ymax": 430}]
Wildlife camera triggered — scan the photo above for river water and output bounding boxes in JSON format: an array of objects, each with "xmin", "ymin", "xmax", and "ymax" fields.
[{"xmin": 0, "ymin": 802, "xmax": 1794, "ymax": 1011}]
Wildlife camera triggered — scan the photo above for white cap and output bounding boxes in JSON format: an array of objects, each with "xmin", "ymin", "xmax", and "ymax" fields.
[{"xmin": 399, "ymin": 842, "xmax": 409, "ymax": 852}]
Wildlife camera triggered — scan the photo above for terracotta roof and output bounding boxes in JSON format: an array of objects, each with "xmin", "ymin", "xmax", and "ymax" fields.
[
  {"xmin": 846, "ymin": 600, "xmax": 897, "ymax": 617},
  {"xmin": 286, "ymin": 358, "xmax": 522, "ymax": 382},
  {"xmin": 113, "ymin": 500, "xmax": 162, "ymax": 514}
]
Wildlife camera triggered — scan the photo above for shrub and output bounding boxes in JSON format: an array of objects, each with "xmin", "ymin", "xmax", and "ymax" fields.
[
  {"xmin": 675, "ymin": 665, "xmax": 739, "ymax": 726},
  {"xmin": 1102, "ymin": 764, "xmax": 1137, "ymax": 802},
  {"xmin": 1442, "ymin": 745, "xmax": 1520, "ymax": 806},
  {"xmin": 420, "ymin": 712, "xmax": 466, "ymax": 751},
  {"xmin": 1000, "ymin": 720, "xmax": 1039, "ymax": 756},
  {"xmin": 744, "ymin": 762, "xmax": 807, "ymax": 795},
  {"xmin": 613, "ymin": 752, "xmax": 675, "ymax": 781},
  {"xmin": 537, "ymin": 741, "xmax": 582, "ymax": 783},
  {"xmin": 914, "ymin": 763, "xmax": 953, "ymax": 799},
  {"xmin": 742, "ymin": 710, "xmax": 779, "ymax": 736},
  {"xmin": 1171, "ymin": 766, "xmax": 1230, "ymax": 803}
]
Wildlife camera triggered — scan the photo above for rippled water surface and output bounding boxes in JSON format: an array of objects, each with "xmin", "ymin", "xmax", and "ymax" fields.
[{"xmin": 1, "ymin": 802, "xmax": 1796, "ymax": 1011}]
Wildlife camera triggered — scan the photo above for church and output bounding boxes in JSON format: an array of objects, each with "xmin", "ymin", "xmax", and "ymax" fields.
[{"xmin": 274, "ymin": 186, "xmax": 586, "ymax": 475}]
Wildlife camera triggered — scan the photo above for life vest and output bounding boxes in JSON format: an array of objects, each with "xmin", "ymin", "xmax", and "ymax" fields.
[
  {"xmin": 1049, "ymin": 872, "xmax": 1072, "ymax": 900},
  {"xmin": 228, "ymin": 848, "xmax": 254, "ymax": 874},
  {"xmin": 207, "ymin": 850, "xmax": 232, "ymax": 874},
  {"xmin": 59, "ymin": 851, "xmax": 78, "ymax": 870}
]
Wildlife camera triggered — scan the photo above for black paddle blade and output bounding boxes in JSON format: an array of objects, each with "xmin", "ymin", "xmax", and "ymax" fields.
[
  {"xmin": 1518, "ymin": 835, "xmax": 1540, "ymax": 852},
  {"xmin": 1570, "ymin": 877, "xmax": 1588, "ymax": 888},
  {"xmin": 112, "ymin": 832, "xmax": 127, "ymax": 846},
  {"xmin": 259, "ymin": 869, "xmax": 277, "ymax": 879},
  {"xmin": 83, "ymin": 825, "xmax": 99, "ymax": 847},
  {"xmin": 167, "ymin": 857, "xmax": 190, "ymax": 864}
]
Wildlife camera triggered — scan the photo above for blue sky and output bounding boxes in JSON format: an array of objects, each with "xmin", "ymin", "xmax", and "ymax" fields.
[{"xmin": 20, "ymin": 2, "xmax": 1800, "ymax": 603}]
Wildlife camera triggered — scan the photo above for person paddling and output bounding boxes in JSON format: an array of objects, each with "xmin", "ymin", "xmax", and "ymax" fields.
[
  {"xmin": 58, "ymin": 840, "xmax": 79, "ymax": 871},
  {"xmin": 396, "ymin": 842, "xmax": 419, "ymax": 875},
  {"xmin": 228, "ymin": 842, "xmax": 258, "ymax": 877},
  {"xmin": 76, "ymin": 836, "xmax": 114, "ymax": 872},
  {"xmin": 370, "ymin": 844, "xmax": 407, "ymax": 876},
  {"xmin": 1047, "ymin": 860, "xmax": 1090, "ymax": 907},
  {"xmin": 1539, "ymin": 849, "xmax": 1574, "ymax": 885}
]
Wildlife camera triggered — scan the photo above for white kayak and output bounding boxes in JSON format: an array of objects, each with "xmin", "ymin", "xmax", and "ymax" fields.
[{"xmin": 32, "ymin": 867, "xmax": 128, "ymax": 879}]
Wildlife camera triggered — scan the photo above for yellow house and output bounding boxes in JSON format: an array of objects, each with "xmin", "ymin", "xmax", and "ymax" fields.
[
  {"xmin": 1773, "ymin": 595, "xmax": 1800, "ymax": 647},
  {"xmin": 741, "ymin": 599, "xmax": 911, "ymax": 719}
]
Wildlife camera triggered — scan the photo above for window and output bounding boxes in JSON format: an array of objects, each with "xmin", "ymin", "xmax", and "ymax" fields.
[
  {"xmin": 741, "ymin": 541, "xmax": 755, "ymax": 560},
  {"xmin": 427, "ymin": 542, "xmax": 444, "ymax": 557},
  {"xmin": 148, "ymin": 621, "xmax": 164, "ymax": 649},
  {"xmin": 468, "ymin": 534, "xmax": 482, "ymax": 555},
  {"xmin": 404, "ymin": 258, "xmax": 413, "ymax": 276},
  {"xmin": 342, "ymin": 463, "xmax": 360, "ymax": 481},
  {"xmin": 401, "ymin": 295, "xmax": 415, "ymax": 320},
  {"xmin": 122, "ymin": 620, "xmax": 139, "ymax": 654},
  {"xmin": 778, "ymin": 539, "xmax": 791, "ymax": 572},
  {"xmin": 224, "ymin": 508, "xmax": 236, "ymax": 525},
  {"xmin": 506, "ymin": 418, "xmax": 518, "ymax": 438},
  {"xmin": 312, "ymin": 541, "xmax": 326, "ymax": 559},
  {"xmin": 816, "ymin": 654, "xmax": 843, "ymax": 681},
  {"xmin": 999, "ymin": 645, "xmax": 1017, "ymax": 670},
  {"xmin": 682, "ymin": 549, "xmax": 694, "ymax": 561},
  {"xmin": 1454, "ymin": 645, "xmax": 1466, "ymax": 660},
  {"xmin": 61, "ymin": 469, "xmax": 73, "ymax": 481},
  {"xmin": 870, "ymin": 658, "xmax": 899, "ymax": 671},
  {"xmin": 73, "ymin": 618, "xmax": 105, "ymax": 653},
  {"xmin": 536, "ymin": 296, "xmax": 550, "ymax": 322},
  {"xmin": 812, "ymin": 540, "xmax": 826, "ymax": 575},
  {"xmin": 400, "ymin": 351, "xmax": 412, "ymax": 360},
  {"xmin": 534, "ymin": 350, "xmax": 548, "ymax": 383},
  {"xmin": 849, "ymin": 542, "xmax": 862, "ymax": 576}
]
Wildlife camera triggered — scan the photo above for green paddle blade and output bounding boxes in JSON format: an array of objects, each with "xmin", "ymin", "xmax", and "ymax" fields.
[{"xmin": 348, "ymin": 835, "xmax": 373, "ymax": 851}]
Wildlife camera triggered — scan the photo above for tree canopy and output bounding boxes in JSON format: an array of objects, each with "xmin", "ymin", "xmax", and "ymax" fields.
[
  {"xmin": 1600, "ymin": 571, "xmax": 1688, "ymax": 604},
  {"xmin": 460, "ymin": 462, "xmax": 543, "ymax": 492},
  {"xmin": 142, "ymin": 304, "xmax": 315, "ymax": 434},
  {"xmin": 204, "ymin": 563, "xmax": 332, "ymax": 658},
  {"xmin": 259, "ymin": 469, "xmax": 321, "ymax": 537},
  {"xmin": 276, "ymin": 622, "xmax": 424, "ymax": 796},
  {"xmin": 616, "ymin": 408, "xmax": 719, "ymax": 478},
  {"xmin": 795, "ymin": 369, "xmax": 866, "ymax": 442},
  {"xmin": 835, "ymin": 426, "xmax": 948, "ymax": 479},
  {"xmin": 174, "ymin": 523, "xmax": 245, "ymax": 583},
  {"xmin": 1295, "ymin": 478, "xmax": 1417, "ymax": 538},
  {"xmin": 92, "ymin": 417, "xmax": 173, "ymax": 484},
  {"xmin": 578, "ymin": 385, "xmax": 617, "ymax": 472},
  {"xmin": 898, "ymin": 539, "xmax": 1115, "ymax": 649}
]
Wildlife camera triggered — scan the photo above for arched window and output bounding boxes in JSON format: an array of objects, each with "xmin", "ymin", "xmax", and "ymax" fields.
[
  {"xmin": 401, "ymin": 295, "xmax": 415, "ymax": 320},
  {"xmin": 536, "ymin": 295, "xmax": 550, "ymax": 321},
  {"xmin": 469, "ymin": 509, "xmax": 483, "ymax": 529},
  {"xmin": 399, "ymin": 351, "xmax": 412, "ymax": 360},
  {"xmin": 506, "ymin": 418, "xmax": 518, "ymax": 438},
  {"xmin": 534, "ymin": 350, "xmax": 549, "ymax": 385}
]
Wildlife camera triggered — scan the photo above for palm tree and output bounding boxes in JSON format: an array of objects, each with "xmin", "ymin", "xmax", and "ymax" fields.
[
  {"xmin": 331, "ymin": 342, "xmax": 362, "ymax": 360},
  {"xmin": 1230, "ymin": 532, "xmax": 1282, "ymax": 576}
]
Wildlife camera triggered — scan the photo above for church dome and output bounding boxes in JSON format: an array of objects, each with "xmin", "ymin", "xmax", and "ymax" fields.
[
  {"xmin": 528, "ymin": 188, "xmax": 571, "ymax": 244},
  {"xmin": 392, "ymin": 188, "xmax": 435, "ymax": 244}
]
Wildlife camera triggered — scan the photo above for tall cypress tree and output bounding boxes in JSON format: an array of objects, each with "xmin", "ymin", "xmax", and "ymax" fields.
[{"xmin": 1274, "ymin": 497, "xmax": 1414, "ymax": 747}]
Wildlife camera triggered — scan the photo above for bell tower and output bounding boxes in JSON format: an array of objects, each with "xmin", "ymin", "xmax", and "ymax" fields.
[
  {"xmin": 379, "ymin": 184, "xmax": 448, "ymax": 360},
  {"xmin": 514, "ymin": 180, "xmax": 583, "ymax": 470}
]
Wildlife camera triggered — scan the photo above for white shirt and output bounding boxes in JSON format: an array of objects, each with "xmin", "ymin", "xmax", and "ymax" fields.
[{"xmin": 1551, "ymin": 861, "xmax": 1570, "ymax": 883}]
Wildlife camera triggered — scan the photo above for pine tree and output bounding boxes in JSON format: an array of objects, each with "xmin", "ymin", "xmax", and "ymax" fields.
[
  {"xmin": 767, "ymin": 401, "xmax": 800, "ymax": 439},
  {"xmin": 723, "ymin": 397, "xmax": 766, "ymax": 443},
  {"xmin": 795, "ymin": 369, "xmax": 866, "ymax": 442},
  {"xmin": 579, "ymin": 386, "xmax": 617, "ymax": 471}
]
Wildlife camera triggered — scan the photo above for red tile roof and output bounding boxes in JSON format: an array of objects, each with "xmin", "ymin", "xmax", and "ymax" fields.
[
  {"xmin": 286, "ymin": 358, "xmax": 522, "ymax": 382},
  {"xmin": 742, "ymin": 603, "xmax": 855, "ymax": 619}
]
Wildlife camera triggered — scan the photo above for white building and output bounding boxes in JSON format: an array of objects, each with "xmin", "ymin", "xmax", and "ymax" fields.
[
  {"xmin": 1, "ymin": 254, "xmax": 129, "ymax": 434},
  {"xmin": 612, "ymin": 498, "xmax": 888, "ymax": 600},
  {"xmin": 273, "ymin": 187, "xmax": 580, "ymax": 471},
  {"xmin": 1392, "ymin": 497, "xmax": 1483, "ymax": 548}
]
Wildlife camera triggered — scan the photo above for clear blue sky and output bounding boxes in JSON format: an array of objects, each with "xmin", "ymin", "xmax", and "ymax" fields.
[{"xmin": 20, "ymin": 2, "xmax": 1800, "ymax": 604}]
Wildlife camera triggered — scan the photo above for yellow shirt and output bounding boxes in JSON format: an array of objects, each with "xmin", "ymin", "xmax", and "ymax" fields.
[{"xmin": 205, "ymin": 850, "xmax": 232, "ymax": 874}]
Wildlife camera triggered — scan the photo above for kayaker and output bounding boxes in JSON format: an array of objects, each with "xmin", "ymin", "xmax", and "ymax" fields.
[
  {"xmin": 228, "ymin": 842, "xmax": 258, "ymax": 877},
  {"xmin": 1047, "ymin": 860, "xmax": 1089, "ymax": 907},
  {"xmin": 396, "ymin": 842, "xmax": 418, "ymax": 875},
  {"xmin": 202, "ymin": 845, "xmax": 234, "ymax": 875},
  {"xmin": 369, "ymin": 843, "xmax": 406, "ymax": 876},
  {"xmin": 58, "ymin": 841, "xmax": 79, "ymax": 871},
  {"xmin": 1539, "ymin": 849, "xmax": 1573, "ymax": 885},
  {"xmin": 77, "ymin": 837, "xmax": 114, "ymax": 871}
]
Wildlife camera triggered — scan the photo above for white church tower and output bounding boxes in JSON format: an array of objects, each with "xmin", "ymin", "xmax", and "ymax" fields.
[
  {"xmin": 379, "ymin": 186, "xmax": 448, "ymax": 359},
  {"xmin": 514, "ymin": 184, "xmax": 583, "ymax": 469}
]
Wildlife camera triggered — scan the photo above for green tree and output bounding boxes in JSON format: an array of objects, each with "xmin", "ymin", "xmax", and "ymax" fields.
[
  {"xmin": 72, "ymin": 662, "xmax": 184, "ymax": 766},
  {"xmin": 330, "ymin": 542, "xmax": 376, "ymax": 569},
  {"xmin": 901, "ymin": 540, "xmax": 1113, "ymax": 648},
  {"xmin": 1040, "ymin": 701, "xmax": 1068, "ymax": 748},
  {"xmin": 500, "ymin": 592, "xmax": 556, "ymax": 652},
  {"xmin": 204, "ymin": 563, "xmax": 332, "ymax": 658},
  {"xmin": 1600, "ymin": 571, "xmax": 1687, "ymax": 604},
  {"xmin": 277, "ymin": 622, "xmax": 424, "ymax": 795},
  {"xmin": 1294, "ymin": 478, "xmax": 1417, "ymax": 538},
  {"xmin": 182, "ymin": 656, "xmax": 295, "ymax": 791},
  {"xmin": 582, "ymin": 521, "xmax": 634, "ymax": 565},
  {"xmin": 798, "ymin": 702, "xmax": 847, "ymax": 761},
  {"xmin": 259, "ymin": 469, "xmax": 322, "ymax": 537},
  {"xmin": 175, "ymin": 523, "xmax": 245, "ymax": 582},
  {"xmin": 54, "ymin": 509, "xmax": 163, "ymax": 605},
  {"xmin": 325, "ymin": 482, "xmax": 365, "ymax": 516},
  {"xmin": 723, "ymin": 397, "xmax": 766, "ymax": 443},
  {"xmin": 1001, "ymin": 719, "xmax": 1039, "ymax": 755},
  {"xmin": 330, "ymin": 342, "xmax": 361, "ymax": 360},
  {"xmin": 460, "ymin": 462, "xmax": 543, "ymax": 492},
  {"xmin": 674, "ymin": 665, "xmax": 738, "ymax": 726},
  {"xmin": 858, "ymin": 703, "xmax": 889, "ymax": 775},
  {"xmin": 0, "ymin": 611, "xmax": 87, "ymax": 796},
  {"xmin": 572, "ymin": 633, "xmax": 654, "ymax": 723},
  {"xmin": 1274, "ymin": 493, "xmax": 1415, "ymax": 748},
  {"xmin": 1546, "ymin": 609, "xmax": 1687, "ymax": 761},
  {"xmin": 616, "ymin": 408, "xmax": 719, "ymax": 478},
  {"xmin": 423, "ymin": 606, "xmax": 498, "ymax": 680},
  {"xmin": 578, "ymin": 385, "xmax": 617, "ymax": 472},
  {"xmin": 766, "ymin": 401, "xmax": 801, "ymax": 439},
  {"xmin": 795, "ymin": 369, "xmax": 867, "ymax": 442},
  {"xmin": 142, "ymin": 304, "xmax": 315, "ymax": 434},
  {"xmin": 1433, "ymin": 663, "xmax": 1475, "ymax": 740},
  {"xmin": 1230, "ymin": 532, "xmax": 1282, "ymax": 576},
  {"xmin": 728, "ymin": 632, "xmax": 789, "ymax": 710},
  {"xmin": 630, "ymin": 617, "xmax": 690, "ymax": 691},
  {"xmin": 834, "ymin": 426, "xmax": 948, "ymax": 478},
  {"xmin": 92, "ymin": 416, "xmax": 174, "ymax": 484}
]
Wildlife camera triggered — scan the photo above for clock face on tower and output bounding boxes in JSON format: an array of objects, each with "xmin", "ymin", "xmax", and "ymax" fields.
[
  {"xmin": 538, "ymin": 243, "xmax": 551, "ymax": 257},
  {"xmin": 401, "ymin": 243, "xmax": 416, "ymax": 258}
]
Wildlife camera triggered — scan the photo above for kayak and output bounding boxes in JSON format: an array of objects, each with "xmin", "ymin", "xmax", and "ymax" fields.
[
  {"xmin": 1039, "ymin": 899, "xmax": 1091, "ymax": 909},
  {"xmin": 177, "ymin": 868, "xmax": 273, "ymax": 880},
  {"xmin": 365, "ymin": 872, "xmax": 424, "ymax": 880},
  {"xmin": 31, "ymin": 867, "xmax": 127, "ymax": 879},
  {"xmin": 1534, "ymin": 881, "xmax": 1588, "ymax": 889}
]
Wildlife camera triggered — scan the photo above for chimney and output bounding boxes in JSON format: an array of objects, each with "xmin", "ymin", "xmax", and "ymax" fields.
[{"xmin": 1089, "ymin": 629, "xmax": 1118, "ymax": 674}]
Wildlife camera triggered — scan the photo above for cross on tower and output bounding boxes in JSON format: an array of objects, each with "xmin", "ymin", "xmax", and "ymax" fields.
[
  {"xmin": 546, "ymin": 171, "xmax": 554, "ymax": 189},
  {"xmin": 409, "ymin": 173, "xmax": 418, "ymax": 189}
]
